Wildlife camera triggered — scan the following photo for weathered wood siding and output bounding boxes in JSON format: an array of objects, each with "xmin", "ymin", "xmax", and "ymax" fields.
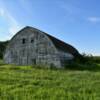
[{"xmin": 4, "ymin": 28, "xmax": 62, "ymax": 67}]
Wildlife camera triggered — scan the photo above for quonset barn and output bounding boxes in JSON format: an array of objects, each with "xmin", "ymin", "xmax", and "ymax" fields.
[{"xmin": 4, "ymin": 26, "xmax": 80, "ymax": 68}]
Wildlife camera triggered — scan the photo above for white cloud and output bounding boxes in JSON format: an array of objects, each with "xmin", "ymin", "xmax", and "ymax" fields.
[
  {"xmin": 0, "ymin": 8, "xmax": 4, "ymax": 16},
  {"xmin": 57, "ymin": 1, "xmax": 80, "ymax": 15},
  {"xmin": 87, "ymin": 17, "xmax": 100, "ymax": 23},
  {"xmin": 9, "ymin": 26, "xmax": 22, "ymax": 35},
  {"xmin": 0, "ymin": 8, "xmax": 23, "ymax": 35}
]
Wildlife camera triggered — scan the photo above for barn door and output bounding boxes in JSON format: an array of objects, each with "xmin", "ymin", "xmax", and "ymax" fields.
[
  {"xmin": 32, "ymin": 59, "xmax": 36, "ymax": 65},
  {"xmin": 22, "ymin": 58, "xmax": 27, "ymax": 65}
]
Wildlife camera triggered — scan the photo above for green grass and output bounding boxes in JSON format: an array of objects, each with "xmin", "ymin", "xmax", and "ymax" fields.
[{"xmin": 0, "ymin": 60, "xmax": 100, "ymax": 99}]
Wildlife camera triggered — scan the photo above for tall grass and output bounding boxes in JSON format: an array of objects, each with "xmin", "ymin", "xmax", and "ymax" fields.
[{"xmin": 0, "ymin": 59, "xmax": 100, "ymax": 99}]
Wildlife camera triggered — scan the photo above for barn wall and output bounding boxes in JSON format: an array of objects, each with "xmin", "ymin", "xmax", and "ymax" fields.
[
  {"xmin": 4, "ymin": 28, "xmax": 61, "ymax": 67},
  {"xmin": 58, "ymin": 50, "xmax": 74, "ymax": 66}
]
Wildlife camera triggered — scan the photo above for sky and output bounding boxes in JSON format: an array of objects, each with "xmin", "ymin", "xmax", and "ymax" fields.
[{"xmin": 0, "ymin": 0, "xmax": 100, "ymax": 56}]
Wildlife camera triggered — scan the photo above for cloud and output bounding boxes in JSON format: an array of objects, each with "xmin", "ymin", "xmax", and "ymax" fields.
[
  {"xmin": 87, "ymin": 17, "xmax": 100, "ymax": 23},
  {"xmin": 0, "ymin": 8, "xmax": 4, "ymax": 16},
  {"xmin": 9, "ymin": 25, "xmax": 22, "ymax": 35},
  {"xmin": 0, "ymin": 8, "xmax": 23, "ymax": 35},
  {"xmin": 57, "ymin": 1, "xmax": 80, "ymax": 15}
]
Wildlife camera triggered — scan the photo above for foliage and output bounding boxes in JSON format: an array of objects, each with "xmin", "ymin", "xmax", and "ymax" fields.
[
  {"xmin": 0, "ymin": 60, "xmax": 100, "ymax": 99},
  {"xmin": 92, "ymin": 56, "xmax": 100, "ymax": 64},
  {"xmin": 64, "ymin": 53, "xmax": 100, "ymax": 71},
  {"xmin": 64, "ymin": 61, "xmax": 100, "ymax": 71},
  {"xmin": 0, "ymin": 41, "xmax": 9, "ymax": 59},
  {"xmin": 75, "ymin": 53, "xmax": 100, "ymax": 64}
]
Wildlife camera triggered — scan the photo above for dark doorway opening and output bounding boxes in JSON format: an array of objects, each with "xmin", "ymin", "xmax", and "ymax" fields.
[{"xmin": 32, "ymin": 59, "xmax": 36, "ymax": 65}]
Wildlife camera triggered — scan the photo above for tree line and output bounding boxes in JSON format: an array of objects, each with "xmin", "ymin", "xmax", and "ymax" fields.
[{"xmin": 0, "ymin": 41, "xmax": 9, "ymax": 59}]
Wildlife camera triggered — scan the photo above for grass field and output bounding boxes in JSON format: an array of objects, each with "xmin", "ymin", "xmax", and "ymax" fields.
[{"xmin": 0, "ymin": 60, "xmax": 100, "ymax": 100}]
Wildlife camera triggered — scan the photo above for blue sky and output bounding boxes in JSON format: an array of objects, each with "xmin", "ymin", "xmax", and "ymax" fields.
[{"xmin": 0, "ymin": 0, "xmax": 100, "ymax": 55}]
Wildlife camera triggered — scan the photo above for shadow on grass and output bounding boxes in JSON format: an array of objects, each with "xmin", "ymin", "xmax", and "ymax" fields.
[
  {"xmin": 0, "ymin": 59, "xmax": 100, "ymax": 72},
  {"xmin": 64, "ymin": 62, "xmax": 100, "ymax": 72},
  {"xmin": 0, "ymin": 60, "xmax": 6, "ymax": 65},
  {"xmin": 0, "ymin": 63, "xmax": 7, "ymax": 66},
  {"xmin": 31, "ymin": 63, "xmax": 100, "ymax": 72}
]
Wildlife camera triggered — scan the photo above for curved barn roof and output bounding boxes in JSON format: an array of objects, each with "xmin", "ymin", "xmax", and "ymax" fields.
[
  {"xmin": 12, "ymin": 26, "xmax": 80, "ymax": 57},
  {"xmin": 44, "ymin": 33, "xmax": 80, "ymax": 57}
]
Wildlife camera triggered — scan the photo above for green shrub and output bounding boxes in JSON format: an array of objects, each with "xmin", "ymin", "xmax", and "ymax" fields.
[{"xmin": 0, "ymin": 41, "xmax": 9, "ymax": 59}]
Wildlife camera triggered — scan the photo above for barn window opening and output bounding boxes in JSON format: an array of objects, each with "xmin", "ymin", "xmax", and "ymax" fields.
[
  {"xmin": 32, "ymin": 59, "xmax": 36, "ymax": 65},
  {"xmin": 40, "ymin": 34, "xmax": 44, "ymax": 38},
  {"xmin": 48, "ymin": 42, "xmax": 52, "ymax": 46},
  {"xmin": 31, "ymin": 39, "xmax": 34, "ymax": 43},
  {"xmin": 22, "ymin": 38, "xmax": 26, "ymax": 44}
]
